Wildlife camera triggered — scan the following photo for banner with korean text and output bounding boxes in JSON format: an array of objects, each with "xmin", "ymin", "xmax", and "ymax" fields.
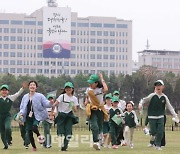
[{"xmin": 43, "ymin": 7, "xmax": 71, "ymax": 58}]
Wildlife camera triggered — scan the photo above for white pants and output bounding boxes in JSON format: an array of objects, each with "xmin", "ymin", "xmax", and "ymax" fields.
[{"xmin": 123, "ymin": 126, "xmax": 134, "ymax": 145}]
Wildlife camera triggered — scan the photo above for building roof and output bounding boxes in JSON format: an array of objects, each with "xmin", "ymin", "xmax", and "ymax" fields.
[{"xmin": 138, "ymin": 49, "xmax": 180, "ymax": 56}]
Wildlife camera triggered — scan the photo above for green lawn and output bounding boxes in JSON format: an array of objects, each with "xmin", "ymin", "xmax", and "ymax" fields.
[{"xmin": 0, "ymin": 129, "xmax": 180, "ymax": 154}]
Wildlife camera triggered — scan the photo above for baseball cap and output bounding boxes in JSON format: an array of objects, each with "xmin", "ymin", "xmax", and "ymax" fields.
[
  {"xmin": 47, "ymin": 94, "xmax": 54, "ymax": 99},
  {"xmin": 0, "ymin": 84, "xmax": 9, "ymax": 90},
  {"xmin": 113, "ymin": 90, "xmax": 120, "ymax": 95},
  {"xmin": 64, "ymin": 82, "xmax": 74, "ymax": 88},
  {"xmin": 87, "ymin": 74, "xmax": 99, "ymax": 84},
  {"xmin": 154, "ymin": 80, "xmax": 164, "ymax": 86},
  {"xmin": 129, "ymin": 101, "xmax": 134, "ymax": 106},
  {"xmin": 105, "ymin": 93, "xmax": 112, "ymax": 99},
  {"xmin": 112, "ymin": 96, "xmax": 119, "ymax": 103}
]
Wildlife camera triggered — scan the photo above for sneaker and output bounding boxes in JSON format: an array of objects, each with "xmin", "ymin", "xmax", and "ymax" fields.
[
  {"xmin": 93, "ymin": 142, "xmax": 100, "ymax": 150},
  {"xmin": 24, "ymin": 145, "xmax": 29, "ymax": 149},
  {"xmin": 155, "ymin": 146, "xmax": 162, "ymax": 150},
  {"xmin": 32, "ymin": 147, "xmax": 37, "ymax": 151},
  {"xmin": 46, "ymin": 145, "xmax": 52, "ymax": 148},
  {"xmin": 106, "ymin": 144, "xmax": 111, "ymax": 149},
  {"xmin": 37, "ymin": 135, "xmax": 45, "ymax": 144},
  {"xmin": 85, "ymin": 120, "xmax": 89, "ymax": 125},
  {"xmin": 61, "ymin": 147, "xmax": 67, "ymax": 151},
  {"xmin": 147, "ymin": 143, "xmax": 154, "ymax": 147},
  {"xmin": 3, "ymin": 145, "xmax": 8, "ymax": 150},
  {"xmin": 112, "ymin": 145, "xmax": 118, "ymax": 149},
  {"xmin": 130, "ymin": 144, "xmax": 134, "ymax": 149},
  {"xmin": 8, "ymin": 141, "xmax": 12, "ymax": 146},
  {"xmin": 121, "ymin": 142, "xmax": 127, "ymax": 146}
]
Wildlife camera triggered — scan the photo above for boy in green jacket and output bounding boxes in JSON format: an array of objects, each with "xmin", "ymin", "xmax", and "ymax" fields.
[
  {"xmin": 138, "ymin": 80, "xmax": 179, "ymax": 150},
  {"xmin": 0, "ymin": 83, "xmax": 27, "ymax": 149}
]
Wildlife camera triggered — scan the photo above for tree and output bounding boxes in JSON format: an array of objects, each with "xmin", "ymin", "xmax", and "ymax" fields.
[
  {"xmin": 108, "ymin": 73, "xmax": 119, "ymax": 93},
  {"xmin": 138, "ymin": 65, "xmax": 159, "ymax": 87},
  {"xmin": 164, "ymin": 72, "xmax": 176, "ymax": 90},
  {"xmin": 73, "ymin": 73, "xmax": 88, "ymax": 88},
  {"xmin": 132, "ymin": 72, "xmax": 147, "ymax": 105},
  {"xmin": 163, "ymin": 79, "xmax": 173, "ymax": 103},
  {"xmin": 120, "ymin": 75, "xmax": 133, "ymax": 101},
  {"xmin": 173, "ymin": 78, "xmax": 180, "ymax": 110}
]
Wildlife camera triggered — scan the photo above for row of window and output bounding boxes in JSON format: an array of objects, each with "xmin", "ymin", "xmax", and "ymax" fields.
[
  {"xmin": 152, "ymin": 57, "xmax": 180, "ymax": 63},
  {"xmin": 0, "ymin": 68, "xmax": 128, "ymax": 75},
  {"xmin": 0, "ymin": 36, "xmax": 42, "ymax": 42},
  {"xmin": 71, "ymin": 54, "xmax": 128, "ymax": 60},
  {"xmin": 0, "ymin": 50, "xmax": 128, "ymax": 60},
  {"xmin": 0, "ymin": 44, "xmax": 42, "ymax": 50},
  {"xmin": 71, "ymin": 22, "xmax": 128, "ymax": 28},
  {"xmin": 0, "ymin": 27, "xmax": 128, "ymax": 37},
  {"xmin": 0, "ymin": 36, "xmax": 127, "ymax": 44},
  {"xmin": 0, "ymin": 52, "xmax": 42, "ymax": 58},
  {"xmin": 0, "ymin": 20, "xmax": 42, "ymax": 26},
  {"xmin": 152, "ymin": 63, "xmax": 179, "ymax": 69},
  {"xmin": 71, "ymin": 38, "xmax": 128, "ymax": 44},
  {"xmin": 0, "ymin": 20, "xmax": 128, "ymax": 29},
  {"xmin": 71, "ymin": 46, "xmax": 128, "ymax": 52},
  {"xmin": 0, "ymin": 44, "xmax": 128, "ymax": 53},
  {"xmin": 0, "ymin": 59, "xmax": 128, "ymax": 67},
  {"xmin": 71, "ymin": 30, "xmax": 128, "ymax": 37},
  {"xmin": 0, "ymin": 28, "xmax": 43, "ymax": 34},
  {"xmin": 0, "ymin": 45, "xmax": 128, "ymax": 53}
]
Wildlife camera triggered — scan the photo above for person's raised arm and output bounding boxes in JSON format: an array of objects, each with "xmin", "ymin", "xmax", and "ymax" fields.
[
  {"xmin": 99, "ymin": 73, "xmax": 108, "ymax": 93},
  {"xmin": 9, "ymin": 82, "xmax": 28, "ymax": 101}
]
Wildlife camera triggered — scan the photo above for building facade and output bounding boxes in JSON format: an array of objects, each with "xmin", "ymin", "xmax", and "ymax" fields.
[
  {"xmin": 138, "ymin": 50, "xmax": 180, "ymax": 75},
  {"xmin": 0, "ymin": 6, "xmax": 132, "ymax": 77}
]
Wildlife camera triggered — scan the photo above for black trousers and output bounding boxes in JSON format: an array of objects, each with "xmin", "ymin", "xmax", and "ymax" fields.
[{"xmin": 116, "ymin": 124, "xmax": 124, "ymax": 145}]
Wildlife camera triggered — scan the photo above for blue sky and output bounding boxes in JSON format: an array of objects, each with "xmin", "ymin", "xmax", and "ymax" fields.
[{"xmin": 1, "ymin": 0, "xmax": 180, "ymax": 60}]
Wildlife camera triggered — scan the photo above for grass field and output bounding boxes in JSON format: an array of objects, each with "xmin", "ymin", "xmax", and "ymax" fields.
[{"xmin": 0, "ymin": 128, "xmax": 180, "ymax": 154}]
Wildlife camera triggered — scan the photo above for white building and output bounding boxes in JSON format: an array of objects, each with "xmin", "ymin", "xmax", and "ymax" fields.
[
  {"xmin": 0, "ymin": 5, "xmax": 132, "ymax": 77},
  {"xmin": 138, "ymin": 49, "xmax": 180, "ymax": 75},
  {"xmin": 132, "ymin": 60, "xmax": 139, "ymax": 73}
]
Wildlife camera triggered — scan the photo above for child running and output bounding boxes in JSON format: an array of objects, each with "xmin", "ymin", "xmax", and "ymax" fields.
[
  {"xmin": 0, "ymin": 83, "xmax": 27, "ymax": 149},
  {"xmin": 103, "ymin": 93, "xmax": 112, "ymax": 148},
  {"xmin": 138, "ymin": 80, "xmax": 179, "ymax": 150},
  {"xmin": 123, "ymin": 101, "xmax": 139, "ymax": 148},
  {"xmin": 42, "ymin": 94, "xmax": 57, "ymax": 148},
  {"xmin": 109, "ymin": 96, "xmax": 124, "ymax": 149},
  {"xmin": 113, "ymin": 90, "xmax": 126, "ymax": 145},
  {"xmin": 84, "ymin": 73, "xmax": 108, "ymax": 150},
  {"xmin": 19, "ymin": 81, "xmax": 53, "ymax": 151},
  {"xmin": 52, "ymin": 82, "xmax": 79, "ymax": 151}
]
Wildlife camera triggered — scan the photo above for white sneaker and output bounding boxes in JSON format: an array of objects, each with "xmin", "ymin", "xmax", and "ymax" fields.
[
  {"xmin": 147, "ymin": 143, "xmax": 154, "ymax": 147},
  {"xmin": 93, "ymin": 142, "xmax": 100, "ymax": 150},
  {"xmin": 107, "ymin": 144, "xmax": 111, "ymax": 149},
  {"xmin": 46, "ymin": 145, "xmax": 51, "ymax": 148},
  {"xmin": 155, "ymin": 146, "xmax": 162, "ymax": 150},
  {"xmin": 24, "ymin": 145, "xmax": 29, "ymax": 149},
  {"xmin": 130, "ymin": 144, "xmax": 134, "ymax": 148}
]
